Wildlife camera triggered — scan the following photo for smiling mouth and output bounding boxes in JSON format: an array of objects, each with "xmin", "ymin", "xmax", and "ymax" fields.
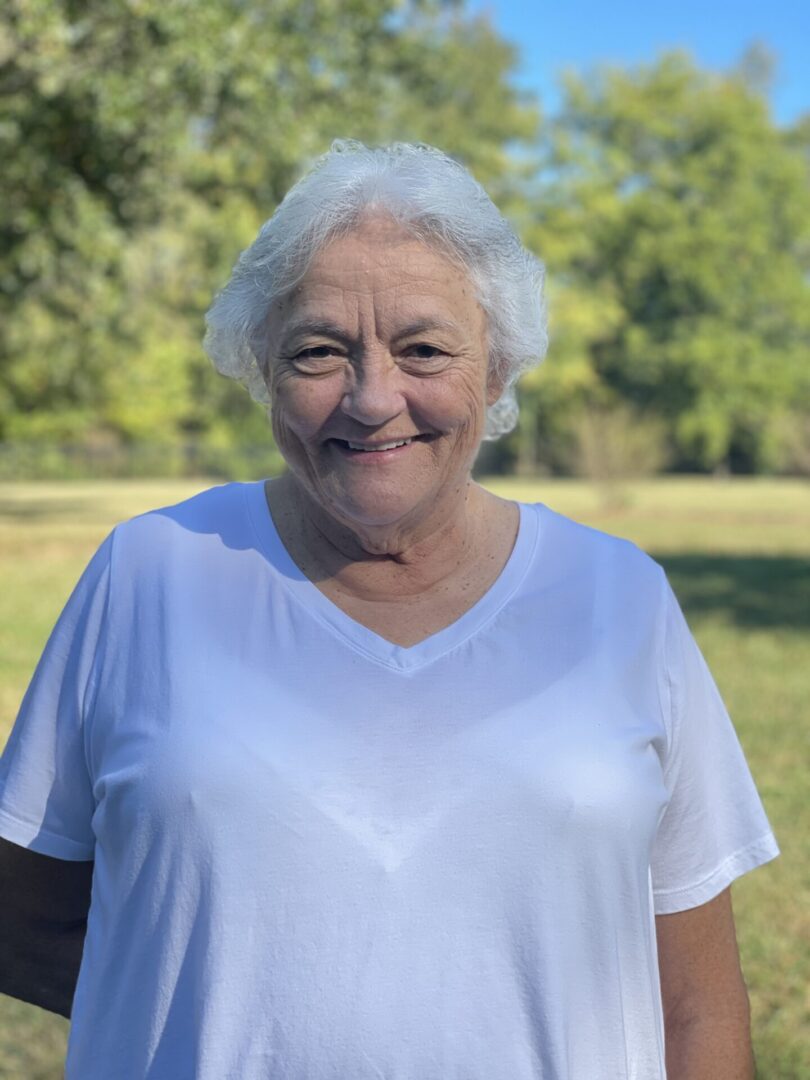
[{"xmin": 329, "ymin": 434, "xmax": 436, "ymax": 453}]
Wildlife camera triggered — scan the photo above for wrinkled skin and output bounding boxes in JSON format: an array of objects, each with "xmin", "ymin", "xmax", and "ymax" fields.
[{"xmin": 259, "ymin": 216, "xmax": 507, "ymax": 583}]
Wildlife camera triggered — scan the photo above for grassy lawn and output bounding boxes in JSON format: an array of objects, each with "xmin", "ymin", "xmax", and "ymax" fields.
[{"xmin": 1, "ymin": 476, "xmax": 808, "ymax": 1078}]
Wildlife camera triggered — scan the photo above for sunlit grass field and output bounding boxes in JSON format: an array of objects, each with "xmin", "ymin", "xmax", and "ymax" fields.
[{"xmin": 1, "ymin": 476, "xmax": 808, "ymax": 1078}]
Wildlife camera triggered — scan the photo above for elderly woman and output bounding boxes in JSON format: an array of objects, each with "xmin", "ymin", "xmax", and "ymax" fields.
[{"xmin": 0, "ymin": 141, "xmax": 778, "ymax": 1079}]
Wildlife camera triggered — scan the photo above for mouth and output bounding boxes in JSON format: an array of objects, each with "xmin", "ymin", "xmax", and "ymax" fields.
[{"xmin": 328, "ymin": 434, "xmax": 436, "ymax": 459}]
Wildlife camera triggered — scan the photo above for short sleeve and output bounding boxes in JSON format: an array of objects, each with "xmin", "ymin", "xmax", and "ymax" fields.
[
  {"xmin": 650, "ymin": 577, "xmax": 780, "ymax": 914},
  {"xmin": 0, "ymin": 531, "xmax": 113, "ymax": 860}
]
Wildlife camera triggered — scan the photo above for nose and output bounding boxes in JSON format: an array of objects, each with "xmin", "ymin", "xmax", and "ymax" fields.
[{"xmin": 340, "ymin": 351, "xmax": 406, "ymax": 427}]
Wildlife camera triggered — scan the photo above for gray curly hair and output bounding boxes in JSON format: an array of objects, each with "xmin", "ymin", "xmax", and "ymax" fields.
[{"xmin": 203, "ymin": 140, "xmax": 548, "ymax": 440}]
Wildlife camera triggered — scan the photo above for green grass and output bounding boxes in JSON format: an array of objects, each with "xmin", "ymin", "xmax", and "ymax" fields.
[{"xmin": 1, "ymin": 477, "xmax": 808, "ymax": 1078}]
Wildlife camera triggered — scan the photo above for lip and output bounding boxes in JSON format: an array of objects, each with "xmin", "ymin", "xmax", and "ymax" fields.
[{"xmin": 329, "ymin": 435, "xmax": 430, "ymax": 461}]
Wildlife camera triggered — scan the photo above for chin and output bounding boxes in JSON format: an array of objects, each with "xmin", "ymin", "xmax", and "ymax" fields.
[
  {"xmin": 332, "ymin": 502, "xmax": 415, "ymax": 528},
  {"xmin": 325, "ymin": 489, "xmax": 425, "ymax": 527}
]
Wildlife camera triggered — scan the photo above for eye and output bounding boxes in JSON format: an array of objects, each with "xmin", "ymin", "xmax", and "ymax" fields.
[
  {"xmin": 295, "ymin": 346, "xmax": 339, "ymax": 360},
  {"xmin": 406, "ymin": 344, "xmax": 446, "ymax": 360},
  {"xmin": 289, "ymin": 345, "xmax": 346, "ymax": 373}
]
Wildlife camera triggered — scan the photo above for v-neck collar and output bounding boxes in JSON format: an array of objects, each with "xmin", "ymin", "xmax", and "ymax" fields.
[{"xmin": 244, "ymin": 480, "xmax": 540, "ymax": 672}]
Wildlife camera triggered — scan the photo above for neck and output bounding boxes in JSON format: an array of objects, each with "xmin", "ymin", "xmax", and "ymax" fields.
[{"xmin": 266, "ymin": 472, "xmax": 490, "ymax": 600}]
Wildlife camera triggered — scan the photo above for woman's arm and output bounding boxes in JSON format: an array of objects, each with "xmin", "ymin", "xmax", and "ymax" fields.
[
  {"xmin": 0, "ymin": 837, "xmax": 93, "ymax": 1018},
  {"xmin": 656, "ymin": 886, "xmax": 755, "ymax": 1079}
]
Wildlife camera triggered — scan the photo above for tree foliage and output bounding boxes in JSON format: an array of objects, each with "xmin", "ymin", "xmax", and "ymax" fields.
[
  {"xmin": 1, "ymin": 6, "xmax": 808, "ymax": 476},
  {"xmin": 521, "ymin": 52, "xmax": 810, "ymax": 473},
  {"xmin": 0, "ymin": 0, "xmax": 538, "ymax": 465}
]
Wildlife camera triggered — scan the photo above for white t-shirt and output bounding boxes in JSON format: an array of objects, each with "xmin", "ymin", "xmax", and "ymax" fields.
[{"xmin": 0, "ymin": 481, "xmax": 779, "ymax": 1079}]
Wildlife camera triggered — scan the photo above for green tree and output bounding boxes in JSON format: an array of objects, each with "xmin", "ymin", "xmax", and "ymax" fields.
[
  {"xmin": 0, "ymin": 0, "xmax": 539, "ymax": 467},
  {"xmin": 521, "ymin": 51, "xmax": 810, "ymax": 474}
]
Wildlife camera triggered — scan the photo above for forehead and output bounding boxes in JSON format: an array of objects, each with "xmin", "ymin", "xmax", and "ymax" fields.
[{"xmin": 269, "ymin": 218, "xmax": 484, "ymax": 330}]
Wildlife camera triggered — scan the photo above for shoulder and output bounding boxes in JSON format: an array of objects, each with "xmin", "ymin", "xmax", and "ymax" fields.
[
  {"xmin": 521, "ymin": 500, "xmax": 662, "ymax": 576},
  {"xmin": 519, "ymin": 500, "xmax": 667, "ymax": 615},
  {"xmin": 115, "ymin": 481, "xmax": 251, "ymax": 543},
  {"xmin": 109, "ymin": 481, "xmax": 260, "ymax": 573}
]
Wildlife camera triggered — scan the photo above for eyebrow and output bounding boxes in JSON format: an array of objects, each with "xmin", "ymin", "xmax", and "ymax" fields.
[
  {"xmin": 278, "ymin": 320, "xmax": 355, "ymax": 351},
  {"xmin": 392, "ymin": 318, "xmax": 461, "ymax": 340},
  {"xmin": 279, "ymin": 317, "xmax": 462, "ymax": 351}
]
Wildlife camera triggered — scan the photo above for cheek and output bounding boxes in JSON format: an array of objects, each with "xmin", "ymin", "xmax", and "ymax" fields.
[
  {"xmin": 272, "ymin": 380, "xmax": 341, "ymax": 439},
  {"xmin": 428, "ymin": 371, "xmax": 489, "ymax": 430}
]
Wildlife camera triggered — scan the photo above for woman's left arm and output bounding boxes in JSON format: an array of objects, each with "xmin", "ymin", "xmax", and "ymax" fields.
[{"xmin": 656, "ymin": 887, "xmax": 755, "ymax": 1079}]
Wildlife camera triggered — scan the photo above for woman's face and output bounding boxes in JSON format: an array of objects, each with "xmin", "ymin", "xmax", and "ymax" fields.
[{"xmin": 261, "ymin": 216, "xmax": 502, "ymax": 532}]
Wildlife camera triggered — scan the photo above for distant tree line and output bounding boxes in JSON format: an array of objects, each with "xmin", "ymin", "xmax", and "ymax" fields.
[{"xmin": 1, "ymin": 1, "xmax": 808, "ymax": 478}]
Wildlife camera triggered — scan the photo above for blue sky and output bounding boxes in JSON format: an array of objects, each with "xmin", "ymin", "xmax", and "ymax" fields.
[{"xmin": 467, "ymin": 0, "xmax": 809, "ymax": 127}]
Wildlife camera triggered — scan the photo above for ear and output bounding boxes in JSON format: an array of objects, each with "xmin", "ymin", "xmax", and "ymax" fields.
[
  {"xmin": 486, "ymin": 365, "xmax": 505, "ymax": 407},
  {"xmin": 249, "ymin": 326, "xmax": 273, "ymax": 390}
]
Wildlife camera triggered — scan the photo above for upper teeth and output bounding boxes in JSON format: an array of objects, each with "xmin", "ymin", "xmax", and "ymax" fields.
[{"xmin": 346, "ymin": 438, "xmax": 413, "ymax": 451}]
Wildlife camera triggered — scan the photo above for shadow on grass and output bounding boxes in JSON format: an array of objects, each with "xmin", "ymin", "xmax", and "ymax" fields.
[
  {"xmin": 653, "ymin": 553, "xmax": 810, "ymax": 632},
  {"xmin": 0, "ymin": 497, "xmax": 95, "ymax": 521}
]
